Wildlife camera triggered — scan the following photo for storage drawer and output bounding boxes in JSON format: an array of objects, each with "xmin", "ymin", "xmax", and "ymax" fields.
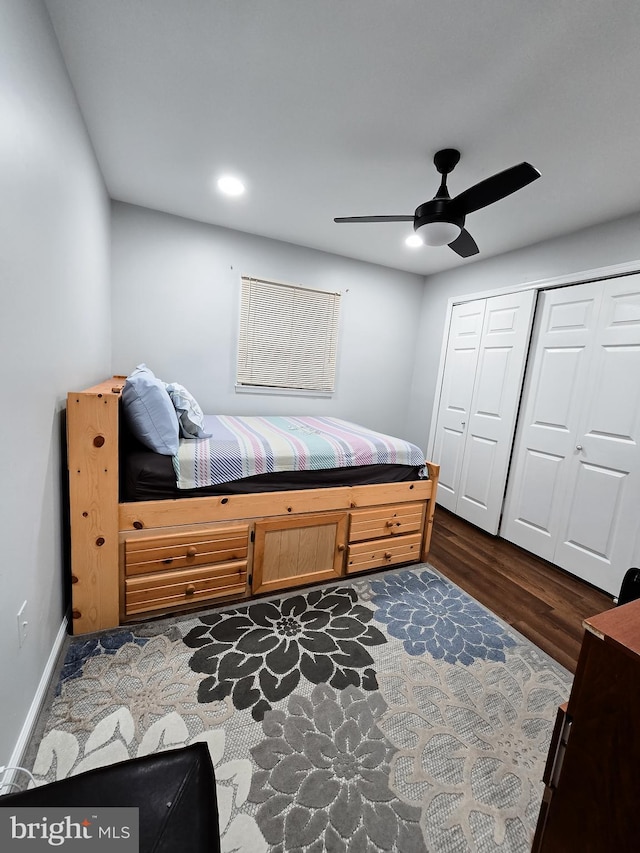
[
  {"xmin": 347, "ymin": 532, "xmax": 422, "ymax": 573},
  {"xmin": 124, "ymin": 560, "xmax": 248, "ymax": 616},
  {"xmin": 349, "ymin": 502, "xmax": 424, "ymax": 543},
  {"xmin": 124, "ymin": 524, "xmax": 249, "ymax": 577}
]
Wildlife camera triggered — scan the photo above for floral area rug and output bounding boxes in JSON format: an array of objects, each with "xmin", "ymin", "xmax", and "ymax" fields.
[{"xmin": 29, "ymin": 565, "xmax": 570, "ymax": 852}]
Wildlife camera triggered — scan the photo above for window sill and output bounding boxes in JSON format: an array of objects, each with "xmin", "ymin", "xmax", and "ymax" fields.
[{"xmin": 235, "ymin": 384, "xmax": 333, "ymax": 399}]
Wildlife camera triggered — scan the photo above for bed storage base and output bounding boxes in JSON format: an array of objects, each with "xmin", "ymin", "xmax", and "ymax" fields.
[{"xmin": 67, "ymin": 378, "xmax": 439, "ymax": 635}]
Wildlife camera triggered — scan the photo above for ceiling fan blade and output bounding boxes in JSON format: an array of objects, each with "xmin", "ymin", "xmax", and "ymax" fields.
[
  {"xmin": 452, "ymin": 162, "xmax": 540, "ymax": 215},
  {"xmin": 449, "ymin": 228, "xmax": 479, "ymax": 258},
  {"xmin": 334, "ymin": 215, "xmax": 414, "ymax": 223}
]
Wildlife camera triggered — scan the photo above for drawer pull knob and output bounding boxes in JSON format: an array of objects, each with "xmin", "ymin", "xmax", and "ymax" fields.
[
  {"xmin": 186, "ymin": 546, "xmax": 198, "ymax": 558},
  {"xmin": 385, "ymin": 520, "xmax": 394, "ymax": 528},
  {"xmin": 337, "ymin": 544, "xmax": 345, "ymax": 552},
  {"xmin": 384, "ymin": 552, "xmax": 392, "ymax": 559},
  {"xmin": 185, "ymin": 584, "xmax": 196, "ymax": 596}
]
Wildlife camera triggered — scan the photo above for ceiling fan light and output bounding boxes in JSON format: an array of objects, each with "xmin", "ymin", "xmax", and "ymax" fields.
[
  {"xmin": 405, "ymin": 234, "xmax": 423, "ymax": 248},
  {"xmin": 416, "ymin": 220, "xmax": 462, "ymax": 247},
  {"xmin": 217, "ymin": 174, "xmax": 245, "ymax": 196}
]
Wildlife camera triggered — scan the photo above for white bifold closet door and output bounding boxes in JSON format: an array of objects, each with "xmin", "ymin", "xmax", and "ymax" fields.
[
  {"xmin": 501, "ymin": 275, "xmax": 640, "ymax": 596},
  {"xmin": 432, "ymin": 289, "xmax": 536, "ymax": 535}
]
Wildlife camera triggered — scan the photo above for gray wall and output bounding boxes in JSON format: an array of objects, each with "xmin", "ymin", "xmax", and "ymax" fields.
[
  {"xmin": 0, "ymin": 0, "xmax": 110, "ymax": 766},
  {"xmin": 410, "ymin": 212, "xmax": 640, "ymax": 451},
  {"xmin": 111, "ymin": 202, "xmax": 426, "ymax": 443}
]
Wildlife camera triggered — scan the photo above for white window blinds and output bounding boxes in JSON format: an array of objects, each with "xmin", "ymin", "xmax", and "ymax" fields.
[{"xmin": 237, "ymin": 276, "xmax": 341, "ymax": 392}]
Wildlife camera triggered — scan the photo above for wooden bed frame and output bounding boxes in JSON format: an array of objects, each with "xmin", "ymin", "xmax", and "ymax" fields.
[{"xmin": 67, "ymin": 377, "xmax": 439, "ymax": 635}]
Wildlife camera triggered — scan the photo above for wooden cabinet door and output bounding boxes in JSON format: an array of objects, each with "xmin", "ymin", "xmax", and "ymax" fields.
[{"xmin": 252, "ymin": 512, "xmax": 348, "ymax": 595}]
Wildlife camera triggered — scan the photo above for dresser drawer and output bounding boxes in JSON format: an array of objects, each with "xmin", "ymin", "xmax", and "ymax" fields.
[
  {"xmin": 349, "ymin": 502, "xmax": 424, "ymax": 543},
  {"xmin": 124, "ymin": 524, "xmax": 249, "ymax": 577},
  {"xmin": 124, "ymin": 560, "xmax": 248, "ymax": 616},
  {"xmin": 346, "ymin": 532, "xmax": 422, "ymax": 573}
]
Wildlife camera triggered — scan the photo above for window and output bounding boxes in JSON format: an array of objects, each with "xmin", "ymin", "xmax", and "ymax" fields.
[{"xmin": 236, "ymin": 276, "xmax": 341, "ymax": 393}]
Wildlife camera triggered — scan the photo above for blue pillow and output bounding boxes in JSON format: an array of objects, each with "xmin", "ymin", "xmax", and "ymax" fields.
[
  {"xmin": 122, "ymin": 364, "xmax": 180, "ymax": 455},
  {"xmin": 165, "ymin": 382, "xmax": 212, "ymax": 439}
]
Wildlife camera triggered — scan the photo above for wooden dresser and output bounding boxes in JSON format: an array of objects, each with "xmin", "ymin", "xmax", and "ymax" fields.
[{"xmin": 533, "ymin": 598, "xmax": 640, "ymax": 852}]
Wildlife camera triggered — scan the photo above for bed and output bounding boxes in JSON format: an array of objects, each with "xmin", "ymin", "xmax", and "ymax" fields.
[{"xmin": 67, "ymin": 376, "xmax": 439, "ymax": 635}]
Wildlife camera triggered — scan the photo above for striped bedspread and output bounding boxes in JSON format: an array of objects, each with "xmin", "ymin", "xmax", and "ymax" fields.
[{"xmin": 173, "ymin": 415, "xmax": 425, "ymax": 489}]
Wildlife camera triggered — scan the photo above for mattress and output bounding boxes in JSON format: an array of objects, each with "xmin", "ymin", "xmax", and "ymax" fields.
[
  {"xmin": 121, "ymin": 415, "xmax": 426, "ymax": 502},
  {"xmin": 123, "ymin": 452, "xmax": 423, "ymax": 501}
]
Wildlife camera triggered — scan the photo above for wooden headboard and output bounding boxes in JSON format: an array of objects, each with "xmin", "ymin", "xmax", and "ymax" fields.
[{"xmin": 67, "ymin": 378, "xmax": 126, "ymax": 632}]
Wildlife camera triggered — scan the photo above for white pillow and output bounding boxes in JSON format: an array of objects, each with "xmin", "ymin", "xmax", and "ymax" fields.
[
  {"xmin": 165, "ymin": 382, "xmax": 211, "ymax": 439},
  {"xmin": 122, "ymin": 364, "xmax": 180, "ymax": 455}
]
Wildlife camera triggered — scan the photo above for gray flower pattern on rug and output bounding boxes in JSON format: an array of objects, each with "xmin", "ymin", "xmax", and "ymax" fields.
[
  {"xmin": 370, "ymin": 568, "xmax": 515, "ymax": 664},
  {"xmin": 248, "ymin": 684, "xmax": 426, "ymax": 853},
  {"xmin": 184, "ymin": 586, "xmax": 386, "ymax": 720}
]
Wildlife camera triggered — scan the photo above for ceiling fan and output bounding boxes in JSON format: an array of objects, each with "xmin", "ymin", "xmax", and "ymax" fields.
[{"xmin": 334, "ymin": 149, "xmax": 541, "ymax": 257}]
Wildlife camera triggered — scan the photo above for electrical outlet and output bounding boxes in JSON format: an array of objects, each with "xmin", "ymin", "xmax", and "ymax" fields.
[{"xmin": 17, "ymin": 600, "xmax": 28, "ymax": 647}]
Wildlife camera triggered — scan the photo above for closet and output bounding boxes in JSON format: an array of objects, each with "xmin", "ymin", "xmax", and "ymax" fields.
[
  {"xmin": 501, "ymin": 275, "xmax": 640, "ymax": 597},
  {"xmin": 430, "ymin": 289, "xmax": 536, "ymax": 535},
  {"xmin": 430, "ymin": 272, "xmax": 640, "ymax": 596}
]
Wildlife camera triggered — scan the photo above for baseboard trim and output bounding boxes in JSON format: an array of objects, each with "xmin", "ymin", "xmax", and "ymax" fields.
[{"xmin": 1, "ymin": 613, "xmax": 69, "ymax": 792}]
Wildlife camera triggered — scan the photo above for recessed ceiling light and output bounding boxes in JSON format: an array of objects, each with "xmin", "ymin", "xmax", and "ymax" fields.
[
  {"xmin": 217, "ymin": 175, "xmax": 245, "ymax": 196},
  {"xmin": 405, "ymin": 234, "xmax": 423, "ymax": 248}
]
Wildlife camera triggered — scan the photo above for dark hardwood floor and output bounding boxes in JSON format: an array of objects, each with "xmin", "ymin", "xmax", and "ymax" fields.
[{"xmin": 428, "ymin": 507, "xmax": 614, "ymax": 673}]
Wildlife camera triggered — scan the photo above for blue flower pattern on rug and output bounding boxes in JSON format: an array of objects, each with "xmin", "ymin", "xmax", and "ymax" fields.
[
  {"xmin": 370, "ymin": 568, "xmax": 515, "ymax": 664},
  {"xmin": 57, "ymin": 631, "xmax": 148, "ymax": 693}
]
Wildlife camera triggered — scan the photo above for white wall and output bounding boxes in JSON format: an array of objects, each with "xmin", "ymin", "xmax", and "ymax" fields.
[
  {"xmin": 111, "ymin": 202, "xmax": 426, "ymax": 443},
  {"xmin": 0, "ymin": 0, "xmax": 110, "ymax": 767},
  {"xmin": 409, "ymin": 211, "xmax": 640, "ymax": 451}
]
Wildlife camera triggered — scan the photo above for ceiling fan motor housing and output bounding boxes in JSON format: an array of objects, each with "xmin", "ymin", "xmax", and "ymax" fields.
[{"xmin": 414, "ymin": 198, "xmax": 465, "ymax": 233}]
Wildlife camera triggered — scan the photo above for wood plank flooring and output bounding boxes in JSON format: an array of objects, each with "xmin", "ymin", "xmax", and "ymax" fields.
[{"xmin": 428, "ymin": 507, "xmax": 614, "ymax": 673}]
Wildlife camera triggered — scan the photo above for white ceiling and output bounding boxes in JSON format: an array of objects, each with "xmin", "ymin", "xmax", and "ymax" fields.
[{"xmin": 44, "ymin": 0, "xmax": 640, "ymax": 275}]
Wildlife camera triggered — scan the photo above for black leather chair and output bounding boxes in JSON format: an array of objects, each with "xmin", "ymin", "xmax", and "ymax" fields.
[
  {"xmin": 616, "ymin": 567, "xmax": 640, "ymax": 606},
  {"xmin": 0, "ymin": 743, "xmax": 220, "ymax": 853}
]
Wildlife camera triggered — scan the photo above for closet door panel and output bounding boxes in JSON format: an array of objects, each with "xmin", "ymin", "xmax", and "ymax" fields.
[
  {"xmin": 554, "ymin": 277, "xmax": 640, "ymax": 593},
  {"xmin": 535, "ymin": 345, "xmax": 584, "ymax": 429},
  {"xmin": 437, "ymin": 424, "xmax": 467, "ymax": 501},
  {"xmin": 500, "ymin": 283, "xmax": 602, "ymax": 557},
  {"xmin": 561, "ymin": 462, "xmax": 625, "ymax": 556},
  {"xmin": 508, "ymin": 448, "xmax": 564, "ymax": 554},
  {"xmin": 432, "ymin": 300, "xmax": 485, "ymax": 512},
  {"xmin": 457, "ymin": 434, "xmax": 496, "ymax": 511},
  {"xmin": 456, "ymin": 289, "xmax": 537, "ymax": 534}
]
